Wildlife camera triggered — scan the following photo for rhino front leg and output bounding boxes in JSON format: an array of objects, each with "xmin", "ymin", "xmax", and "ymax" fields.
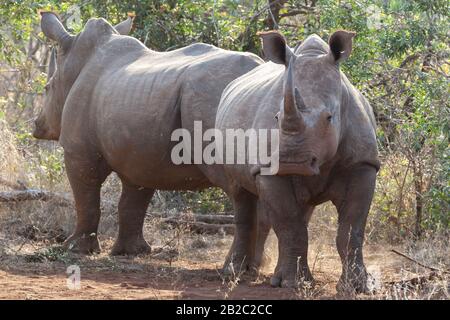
[
  {"xmin": 270, "ymin": 213, "xmax": 312, "ymax": 288},
  {"xmin": 257, "ymin": 176, "xmax": 313, "ymax": 288},
  {"xmin": 111, "ymin": 181, "xmax": 154, "ymax": 256},
  {"xmin": 332, "ymin": 164, "xmax": 377, "ymax": 294},
  {"xmin": 223, "ymin": 188, "xmax": 257, "ymax": 275},
  {"xmin": 63, "ymin": 152, "xmax": 111, "ymax": 254}
]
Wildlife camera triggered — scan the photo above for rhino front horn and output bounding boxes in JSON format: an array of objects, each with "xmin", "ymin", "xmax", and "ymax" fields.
[
  {"xmin": 40, "ymin": 11, "xmax": 73, "ymax": 50},
  {"xmin": 281, "ymin": 55, "xmax": 305, "ymax": 132},
  {"xmin": 283, "ymin": 56, "xmax": 297, "ymax": 116}
]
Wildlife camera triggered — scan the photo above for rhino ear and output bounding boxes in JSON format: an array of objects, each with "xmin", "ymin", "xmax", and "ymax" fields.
[
  {"xmin": 114, "ymin": 14, "xmax": 135, "ymax": 35},
  {"xmin": 258, "ymin": 31, "xmax": 294, "ymax": 67},
  {"xmin": 328, "ymin": 30, "xmax": 356, "ymax": 64},
  {"xmin": 40, "ymin": 11, "xmax": 73, "ymax": 50}
]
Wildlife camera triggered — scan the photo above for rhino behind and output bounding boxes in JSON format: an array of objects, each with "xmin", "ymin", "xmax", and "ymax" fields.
[{"xmin": 35, "ymin": 12, "xmax": 262, "ymax": 255}]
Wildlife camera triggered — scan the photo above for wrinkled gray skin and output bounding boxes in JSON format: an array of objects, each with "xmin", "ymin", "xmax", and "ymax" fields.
[
  {"xmin": 215, "ymin": 30, "xmax": 380, "ymax": 293},
  {"xmin": 34, "ymin": 12, "xmax": 262, "ymax": 255}
]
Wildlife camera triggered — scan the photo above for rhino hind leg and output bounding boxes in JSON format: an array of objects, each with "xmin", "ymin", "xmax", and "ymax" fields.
[
  {"xmin": 222, "ymin": 189, "xmax": 258, "ymax": 276},
  {"xmin": 110, "ymin": 181, "xmax": 154, "ymax": 256},
  {"xmin": 63, "ymin": 152, "xmax": 112, "ymax": 254},
  {"xmin": 333, "ymin": 164, "xmax": 377, "ymax": 295},
  {"xmin": 253, "ymin": 204, "xmax": 272, "ymax": 271}
]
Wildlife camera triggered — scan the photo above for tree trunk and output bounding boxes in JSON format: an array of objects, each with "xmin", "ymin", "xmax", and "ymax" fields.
[
  {"xmin": 413, "ymin": 165, "xmax": 423, "ymax": 238},
  {"xmin": 264, "ymin": 0, "xmax": 288, "ymax": 30},
  {"xmin": 413, "ymin": 39, "xmax": 433, "ymax": 238}
]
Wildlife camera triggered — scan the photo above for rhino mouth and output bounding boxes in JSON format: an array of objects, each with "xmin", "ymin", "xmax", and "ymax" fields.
[
  {"xmin": 277, "ymin": 161, "xmax": 320, "ymax": 176},
  {"xmin": 253, "ymin": 161, "xmax": 320, "ymax": 176},
  {"xmin": 32, "ymin": 126, "xmax": 47, "ymax": 140},
  {"xmin": 32, "ymin": 124, "xmax": 58, "ymax": 141}
]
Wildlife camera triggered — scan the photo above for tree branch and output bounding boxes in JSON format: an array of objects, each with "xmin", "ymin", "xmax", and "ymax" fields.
[
  {"xmin": 391, "ymin": 249, "xmax": 449, "ymax": 274},
  {"xmin": 0, "ymin": 190, "xmax": 73, "ymax": 207},
  {"xmin": 160, "ymin": 218, "xmax": 234, "ymax": 235}
]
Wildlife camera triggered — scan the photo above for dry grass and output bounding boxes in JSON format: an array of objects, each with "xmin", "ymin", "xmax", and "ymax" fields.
[{"xmin": 0, "ymin": 120, "xmax": 24, "ymax": 187}]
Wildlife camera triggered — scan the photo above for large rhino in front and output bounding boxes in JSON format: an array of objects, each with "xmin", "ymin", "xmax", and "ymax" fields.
[
  {"xmin": 216, "ymin": 30, "xmax": 380, "ymax": 292},
  {"xmin": 34, "ymin": 12, "xmax": 262, "ymax": 255}
]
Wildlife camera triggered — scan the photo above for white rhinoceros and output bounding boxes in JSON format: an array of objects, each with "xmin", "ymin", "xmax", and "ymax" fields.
[
  {"xmin": 215, "ymin": 30, "xmax": 380, "ymax": 293},
  {"xmin": 34, "ymin": 12, "xmax": 263, "ymax": 255}
]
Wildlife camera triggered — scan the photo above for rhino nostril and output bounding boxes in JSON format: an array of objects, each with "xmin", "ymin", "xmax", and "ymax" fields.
[{"xmin": 310, "ymin": 156, "xmax": 317, "ymax": 167}]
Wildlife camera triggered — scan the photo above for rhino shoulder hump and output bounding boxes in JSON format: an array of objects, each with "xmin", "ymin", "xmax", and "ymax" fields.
[{"xmin": 184, "ymin": 43, "xmax": 217, "ymax": 54}]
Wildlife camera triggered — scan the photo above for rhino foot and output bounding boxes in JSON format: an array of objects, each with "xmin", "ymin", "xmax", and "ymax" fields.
[
  {"xmin": 222, "ymin": 255, "xmax": 259, "ymax": 281},
  {"xmin": 110, "ymin": 236, "xmax": 151, "ymax": 256},
  {"xmin": 64, "ymin": 233, "xmax": 101, "ymax": 254},
  {"xmin": 270, "ymin": 267, "xmax": 315, "ymax": 288},
  {"xmin": 222, "ymin": 261, "xmax": 253, "ymax": 277},
  {"xmin": 336, "ymin": 265, "xmax": 373, "ymax": 295}
]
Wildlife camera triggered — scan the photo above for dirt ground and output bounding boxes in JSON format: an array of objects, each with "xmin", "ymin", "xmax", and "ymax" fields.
[{"xmin": 1, "ymin": 223, "xmax": 447, "ymax": 300}]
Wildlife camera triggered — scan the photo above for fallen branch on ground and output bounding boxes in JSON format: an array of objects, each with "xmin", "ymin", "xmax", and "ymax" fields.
[
  {"xmin": 384, "ymin": 271, "xmax": 445, "ymax": 289},
  {"xmin": 187, "ymin": 214, "xmax": 233, "ymax": 224},
  {"xmin": 391, "ymin": 249, "xmax": 449, "ymax": 274},
  {"xmin": 150, "ymin": 212, "xmax": 234, "ymax": 224},
  {"xmin": 0, "ymin": 177, "xmax": 234, "ymax": 229},
  {"xmin": 0, "ymin": 190, "xmax": 73, "ymax": 207},
  {"xmin": 160, "ymin": 217, "xmax": 234, "ymax": 235},
  {"xmin": 0, "ymin": 177, "xmax": 27, "ymax": 190}
]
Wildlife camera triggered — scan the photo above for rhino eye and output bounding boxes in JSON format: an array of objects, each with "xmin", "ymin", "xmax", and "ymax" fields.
[
  {"xmin": 327, "ymin": 115, "xmax": 332, "ymax": 122},
  {"xmin": 274, "ymin": 112, "xmax": 280, "ymax": 121}
]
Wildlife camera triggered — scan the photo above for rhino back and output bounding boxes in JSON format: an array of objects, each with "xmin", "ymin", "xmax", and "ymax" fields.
[
  {"xmin": 181, "ymin": 49, "xmax": 263, "ymax": 132},
  {"xmin": 60, "ymin": 40, "xmax": 260, "ymax": 189},
  {"xmin": 180, "ymin": 49, "xmax": 263, "ymax": 189}
]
